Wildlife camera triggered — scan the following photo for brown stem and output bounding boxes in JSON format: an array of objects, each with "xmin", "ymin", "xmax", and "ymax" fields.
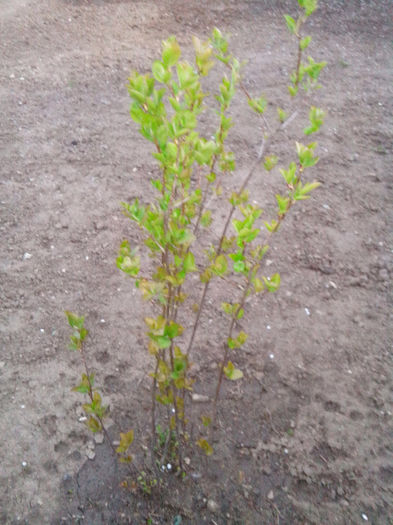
[
  {"xmin": 193, "ymin": 136, "xmax": 221, "ymax": 237},
  {"xmin": 211, "ymin": 279, "xmax": 252, "ymax": 431},
  {"xmin": 294, "ymin": 16, "xmax": 307, "ymax": 87},
  {"xmin": 150, "ymin": 358, "xmax": 159, "ymax": 468},
  {"xmin": 168, "ymin": 339, "xmax": 183, "ymax": 469},
  {"xmin": 79, "ymin": 343, "xmax": 136, "ymax": 474},
  {"xmin": 294, "ymin": 39, "xmax": 303, "ymax": 87},
  {"xmin": 185, "ymin": 133, "xmax": 267, "ymax": 362}
]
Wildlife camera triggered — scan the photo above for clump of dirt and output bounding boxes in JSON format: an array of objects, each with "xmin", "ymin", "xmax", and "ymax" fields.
[{"xmin": 0, "ymin": 1, "xmax": 392, "ymax": 524}]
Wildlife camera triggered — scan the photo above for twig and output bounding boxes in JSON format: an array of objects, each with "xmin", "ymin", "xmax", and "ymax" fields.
[{"xmin": 185, "ymin": 110, "xmax": 297, "ymax": 363}]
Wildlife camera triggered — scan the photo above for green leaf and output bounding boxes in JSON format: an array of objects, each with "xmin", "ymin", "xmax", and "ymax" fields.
[
  {"xmin": 301, "ymin": 181, "xmax": 321, "ymax": 194},
  {"xmin": 155, "ymin": 335, "xmax": 171, "ymax": 349},
  {"xmin": 305, "ymin": 57, "xmax": 327, "ymax": 81},
  {"xmin": 72, "ymin": 373, "xmax": 94, "ymax": 394},
  {"xmin": 65, "ymin": 311, "xmax": 85, "ymax": 331},
  {"xmin": 284, "ymin": 14, "xmax": 297, "ymax": 34},
  {"xmin": 237, "ymin": 331, "xmax": 248, "ymax": 345},
  {"xmin": 183, "ymin": 251, "xmax": 197, "ymax": 272},
  {"xmin": 221, "ymin": 302, "xmax": 233, "ymax": 315},
  {"xmin": 300, "ymin": 36, "xmax": 312, "ymax": 50},
  {"xmin": 116, "ymin": 429, "xmax": 134, "ymax": 454},
  {"xmin": 224, "ymin": 361, "xmax": 243, "ymax": 380},
  {"xmin": 200, "ymin": 268, "xmax": 212, "ymax": 283},
  {"xmin": 263, "ymin": 155, "xmax": 278, "ymax": 171},
  {"xmin": 211, "ymin": 27, "xmax": 229, "ymax": 57},
  {"xmin": 144, "ymin": 315, "xmax": 166, "ymax": 333},
  {"xmin": 248, "ymin": 96, "xmax": 267, "ymax": 115},
  {"xmin": 288, "ymin": 85, "xmax": 298, "ymax": 97},
  {"xmin": 200, "ymin": 210, "xmax": 212, "ymax": 227},
  {"xmin": 277, "ymin": 107, "xmax": 287, "ymax": 123},
  {"xmin": 276, "ymin": 194, "xmax": 290, "ymax": 215},
  {"xmin": 233, "ymin": 260, "xmax": 246, "ymax": 273},
  {"xmin": 304, "ymin": 106, "xmax": 325, "ymax": 135},
  {"xmin": 152, "ymin": 60, "xmax": 171, "ymax": 83},
  {"xmin": 280, "ymin": 162, "xmax": 297, "ymax": 185},
  {"xmin": 253, "ymin": 277, "xmax": 264, "ymax": 293},
  {"xmin": 119, "ymin": 455, "xmax": 133, "ymax": 464},
  {"xmin": 228, "ymin": 331, "xmax": 248, "ymax": 349},
  {"xmin": 162, "ymin": 36, "xmax": 181, "ymax": 67},
  {"xmin": 227, "ymin": 337, "xmax": 236, "ymax": 349},
  {"xmin": 206, "ymin": 172, "xmax": 216, "ymax": 183},
  {"xmin": 165, "ymin": 321, "xmax": 183, "ymax": 339},
  {"xmin": 201, "ymin": 416, "xmax": 211, "ymax": 427},
  {"xmin": 193, "ymin": 35, "xmax": 215, "ymax": 76},
  {"xmin": 296, "ymin": 141, "xmax": 319, "ymax": 168},
  {"xmin": 250, "ymin": 244, "xmax": 268, "ymax": 260},
  {"xmin": 212, "ymin": 254, "xmax": 228, "ymax": 276},
  {"xmin": 298, "ymin": 0, "xmax": 318, "ymax": 16},
  {"xmin": 197, "ymin": 438, "xmax": 213, "ymax": 456},
  {"xmin": 263, "ymin": 273, "xmax": 281, "ymax": 292},
  {"xmin": 237, "ymin": 308, "xmax": 244, "ymax": 320},
  {"xmin": 117, "ymin": 240, "xmax": 140, "ymax": 277},
  {"xmin": 87, "ymin": 417, "xmax": 101, "ymax": 433},
  {"xmin": 171, "ymin": 358, "xmax": 186, "ymax": 379},
  {"xmin": 264, "ymin": 219, "xmax": 278, "ymax": 233},
  {"xmin": 294, "ymin": 180, "xmax": 321, "ymax": 200}
]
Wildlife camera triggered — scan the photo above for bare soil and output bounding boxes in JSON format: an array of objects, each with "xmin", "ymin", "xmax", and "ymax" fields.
[{"xmin": 0, "ymin": 1, "xmax": 392, "ymax": 524}]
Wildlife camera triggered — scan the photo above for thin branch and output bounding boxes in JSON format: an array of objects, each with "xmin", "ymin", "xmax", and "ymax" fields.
[{"xmin": 185, "ymin": 110, "xmax": 298, "ymax": 362}]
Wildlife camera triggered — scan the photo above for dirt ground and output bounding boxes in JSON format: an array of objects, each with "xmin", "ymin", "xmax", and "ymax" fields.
[{"xmin": 0, "ymin": 0, "xmax": 392, "ymax": 523}]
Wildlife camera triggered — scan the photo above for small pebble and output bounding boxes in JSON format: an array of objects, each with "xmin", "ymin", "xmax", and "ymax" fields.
[
  {"xmin": 40, "ymin": 328, "xmax": 45, "ymax": 333},
  {"xmin": 23, "ymin": 252, "xmax": 32, "ymax": 260},
  {"xmin": 269, "ymin": 353, "xmax": 274, "ymax": 360},
  {"xmin": 207, "ymin": 499, "xmax": 219, "ymax": 513},
  {"xmin": 85, "ymin": 256, "xmax": 89, "ymax": 260},
  {"xmin": 305, "ymin": 307, "xmax": 310, "ymax": 316},
  {"xmin": 267, "ymin": 490, "xmax": 274, "ymax": 500},
  {"xmin": 166, "ymin": 463, "xmax": 172, "ymax": 471},
  {"xmin": 192, "ymin": 393, "xmax": 209, "ymax": 403},
  {"xmin": 22, "ymin": 461, "xmax": 27, "ymax": 467},
  {"xmin": 266, "ymin": 325, "xmax": 271, "ymax": 330},
  {"xmin": 361, "ymin": 514, "xmax": 368, "ymax": 521},
  {"xmin": 100, "ymin": 319, "xmax": 105, "ymax": 323},
  {"xmin": 94, "ymin": 433, "xmax": 104, "ymax": 444}
]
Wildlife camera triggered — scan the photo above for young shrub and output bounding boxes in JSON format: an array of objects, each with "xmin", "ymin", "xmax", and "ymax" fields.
[{"xmin": 67, "ymin": 0, "xmax": 326, "ymax": 475}]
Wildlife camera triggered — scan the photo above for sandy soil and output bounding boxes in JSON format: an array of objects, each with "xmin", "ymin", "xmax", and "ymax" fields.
[{"xmin": 0, "ymin": 0, "xmax": 392, "ymax": 523}]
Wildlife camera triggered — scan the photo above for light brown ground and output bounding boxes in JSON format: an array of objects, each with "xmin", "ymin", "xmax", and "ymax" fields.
[{"xmin": 0, "ymin": 1, "xmax": 392, "ymax": 523}]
